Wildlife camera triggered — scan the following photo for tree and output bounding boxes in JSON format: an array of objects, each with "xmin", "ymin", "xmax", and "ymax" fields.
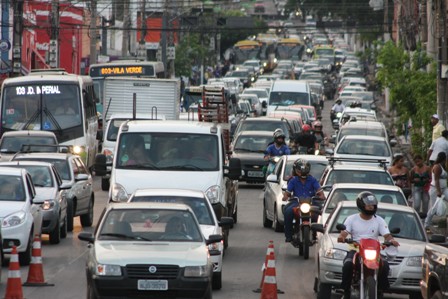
[{"xmin": 174, "ymin": 34, "xmax": 207, "ymax": 78}]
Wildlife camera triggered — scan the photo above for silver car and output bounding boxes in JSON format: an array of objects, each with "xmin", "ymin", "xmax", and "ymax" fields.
[
  {"xmin": 12, "ymin": 152, "xmax": 95, "ymax": 232},
  {"xmin": 312, "ymin": 201, "xmax": 427, "ymax": 299},
  {"xmin": 263, "ymin": 154, "xmax": 328, "ymax": 232},
  {"xmin": 0, "ymin": 161, "xmax": 68, "ymax": 244}
]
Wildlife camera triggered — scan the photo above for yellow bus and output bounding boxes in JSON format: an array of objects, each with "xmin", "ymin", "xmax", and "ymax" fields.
[{"xmin": 276, "ymin": 38, "xmax": 305, "ymax": 61}]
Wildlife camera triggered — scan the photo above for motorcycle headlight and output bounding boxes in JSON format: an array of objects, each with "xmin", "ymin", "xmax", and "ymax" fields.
[
  {"xmin": 324, "ymin": 248, "xmax": 346, "ymax": 260},
  {"xmin": 95, "ymin": 263, "xmax": 122, "ymax": 276},
  {"xmin": 3, "ymin": 211, "xmax": 26, "ymax": 228},
  {"xmin": 364, "ymin": 249, "xmax": 377, "ymax": 261},
  {"xmin": 406, "ymin": 256, "xmax": 422, "ymax": 267},
  {"xmin": 300, "ymin": 203, "xmax": 311, "ymax": 213},
  {"xmin": 205, "ymin": 185, "xmax": 220, "ymax": 204},
  {"xmin": 73, "ymin": 145, "xmax": 83, "ymax": 154},
  {"xmin": 184, "ymin": 265, "xmax": 209, "ymax": 277},
  {"xmin": 42, "ymin": 200, "xmax": 55, "ymax": 210},
  {"xmin": 111, "ymin": 183, "xmax": 129, "ymax": 202}
]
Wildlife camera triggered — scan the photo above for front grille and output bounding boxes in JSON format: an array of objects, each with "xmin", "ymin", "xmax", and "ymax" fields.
[
  {"xmin": 126, "ymin": 264, "xmax": 179, "ymax": 280},
  {"xmin": 383, "ymin": 256, "xmax": 404, "ymax": 266},
  {"xmin": 402, "ymin": 278, "xmax": 420, "ymax": 286},
  {"xmin": 388, "ymin": 278, "xmax": 397, "ymax": 285}
]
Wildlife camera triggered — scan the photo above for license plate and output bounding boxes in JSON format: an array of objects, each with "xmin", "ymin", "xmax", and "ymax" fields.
[
  {"xmin": 248, "ymin": 171, "xmax": 264, "ymax": 177},
  {"xmin": 137, "ymin": 280, "xmax": 168, "ymax": 291}
]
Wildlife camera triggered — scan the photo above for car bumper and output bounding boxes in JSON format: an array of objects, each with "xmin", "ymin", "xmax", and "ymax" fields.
[
  {"xmin": 388, "ymin": 266, "xmax": 421, "ymax": 294},
  {"xmin": 90, "ymin": 275, "xmax": 211, "ymax": 299},
  {"xmin": 319, "ymin": 257, "xmax": 344, "ymax": 286},
  {"xmin": 2, "ymin": 221, "xmax": 32, "ymax": 253},
  {"xmin": 41, "ymin": 208, "xmax": 59, "ymax": 234}
]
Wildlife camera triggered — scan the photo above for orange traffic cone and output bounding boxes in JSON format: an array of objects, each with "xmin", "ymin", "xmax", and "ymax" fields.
[
  {"xmin": 23, "ymin": 235, "xmax": 54, "ymax": 287},
  {"xmin": 4, "ymin": 246, "xmax": 24, "ymax": 299},
  {"xmin": 253, "ymin": 240, "xmax": 275, "ymax": 293},
  {"xmin": 260, "ymin": 244, "xmax": 280, "ymax": 299}
]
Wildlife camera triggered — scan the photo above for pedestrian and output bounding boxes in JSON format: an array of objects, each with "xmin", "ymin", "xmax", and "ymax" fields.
[
  {"xmin": 388, "ymin": 154, "xmax": 411, "ymax": 199},
  {"xmin": 431, "ymin": 114, "xmax": 446, "ymax": 142},
  {"xmin": 424, "ymin": 152, "xmax": 448, "ymax": 229},
  {"xmin": 409, "ymin": 154, "xmax": 431, "ymax": 213},
  {"xmin": 427, "ymin": 130, "xmax": 448, "ymax": 165}
]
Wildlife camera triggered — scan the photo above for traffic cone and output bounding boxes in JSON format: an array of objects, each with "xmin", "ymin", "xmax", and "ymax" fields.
[
  {"xmin": 260, "ymin": 245, "xmax": 280, "ymax": 299},
  {"xmin": 4, "ymin": 246, "xmax": 24, "ymax": 299},
  {"xmin": 253, "ymin": 241, "xmax": 284, "ymax": 294},
  {"xmin": 23, "ymin": 235, "xmax": 54, "ymax": 287}
]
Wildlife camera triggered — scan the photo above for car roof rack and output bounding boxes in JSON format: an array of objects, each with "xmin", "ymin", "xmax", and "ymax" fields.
[{"xmin": 326, "ymin": 157, "xmax": 388, "ymax": 170}]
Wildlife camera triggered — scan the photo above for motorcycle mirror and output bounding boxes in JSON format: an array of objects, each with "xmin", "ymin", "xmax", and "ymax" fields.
[{"xmin": 336, "ymin": 223, "xmax": 346, "ymax": 231}]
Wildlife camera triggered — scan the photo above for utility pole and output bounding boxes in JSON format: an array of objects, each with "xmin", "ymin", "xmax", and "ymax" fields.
[
  {"xmin": 90, "ymin": 0, "xmax": 97, "ymax": 65},
  {"xmin": 138, "ymin": 0, "xmax": 147, "ymax": 59},
  {"xmin": 12, "ymin": 0, "xmax": 24, "ymax": 76},
  {"xmin": 436, "ymin": 0, "xmax": 447, "ymax": 125},
  {"xmin": 161, "ymin": 0, "xmax": 168, "ymax": 77},
  {"xmin": 121, "ymin": 0, "xmax": 130, "ymax": 57},
  {"xmin": 383, "ymin": 0, "xmax": 390, "ymax": 41},
  {"xmin": 49, "ymin": 0, "xmax": 59, "ymax": 68}
]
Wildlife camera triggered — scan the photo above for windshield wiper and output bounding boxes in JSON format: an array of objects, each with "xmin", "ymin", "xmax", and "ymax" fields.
[
  {"xmin": 162, "ymin": 165, "xmax": 204, "ymax": 171},
  {"xmin": 99, "ymin": 233, "xmax": 152, "ymax": 241},
  {"xmin": 121, "ymin": 163, "xmax": 159, "ymax": 170}
]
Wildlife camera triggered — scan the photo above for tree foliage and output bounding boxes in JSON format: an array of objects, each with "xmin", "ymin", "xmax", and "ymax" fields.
[
  {"xmin": 174, "ymin": 34, "xmax": 208, "ymax": 77},
  {"xmin": 375, "ymin": 41, "xmax": 436, "ymax": 155}
]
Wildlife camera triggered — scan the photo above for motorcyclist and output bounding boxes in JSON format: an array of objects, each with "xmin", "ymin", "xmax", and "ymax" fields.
[
  {"xmin": 293, "ymin": 124, "xmax": 318, "ymax": 154},
  {"xmin": 337, "ymin": 191, "xmax": 400, "ymax": 299},
  {"xmin": 264, "ymin": 129, "xmax": 290, "ymax": 175},
  {"xmin": 312, "ymin": 121, "xmax": 328, "ymax": 153},
  {"xmin": 282, "ymin": 159, "xmax": 325, "ymax": 243},
  {"xmin": 330, "ymin": 99, "xmax": 345, "ymax": 122}
]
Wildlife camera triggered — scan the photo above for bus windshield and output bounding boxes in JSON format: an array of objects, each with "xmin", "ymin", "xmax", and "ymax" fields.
[{"xmin": 2, "ymin": 83, "xmax": 81, "ymax": 132}]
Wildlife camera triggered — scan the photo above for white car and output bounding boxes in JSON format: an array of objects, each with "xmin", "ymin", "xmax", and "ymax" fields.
[
  {"xmin": 127, "ymin": 188, "xmax": 234, "ymax": 290},
  {"xmin": 263, "ymin": 155, "xmax": 329, "ymax": 231},
  {"xmin": 312, "ymin": 201, "xmax": 428, "ymax": 299},
  {"xmin": 0, "ymin": 167, "xmax": 43, "ymax": 265},
  {"xmin": 79, "ymin": 202, "xmax": 220, "ymax": 299},
  {"xmin": 242, "ymin": 88, "xmax": 269, "ymax": 114},
  {"xmin": 239, "ymin": 94, "xmax": 262, "ymax": 116}
]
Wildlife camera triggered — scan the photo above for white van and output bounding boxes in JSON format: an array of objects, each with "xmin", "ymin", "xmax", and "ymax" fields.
[
  {"xmin": 267, "ymin": 80, "xmax": 312, "ymax": 113},
  {"xmin": 94, "ymin": 120, "xmax": 241, "ymax": 247}
]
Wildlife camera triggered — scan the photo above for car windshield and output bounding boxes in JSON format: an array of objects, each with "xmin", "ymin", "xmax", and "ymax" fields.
[
  {"xmin": 269, "ymin": 91, "xmax": 310, "ymax": 106},
  {"xmin": 1, "ymin": 165, "xmax": 54, "ymax": 187},
  {"xmin": 98, "ymin": 209, "xmax": 203, "ymax": 242},
  {"xmin": 0, "ymin": 175, "xmax": 25, "ymax": 201},
  {"xmin": 116, "ymin": 133, "xmax": 219, "ymax": 171},
  {"xmin": 13, "ymin": 157, "xmax": 71, "ymax": 180},
  {"xmin": 234, "ymin": 135, "xmax": 272, "ymax": 152},
  {"xmin": 0, "ymin": 136, "xmax": 57, "ymax": 154},
  {"xmin": 325, "ymin": 169, "xmax": 394, "ymax": 186},
  {"xmin": 325, "ymin": 188, "xmax": 407, "ymax": 212},
  {"xmin": 244, "ymin": 90, "xmax": 268, "ymax": 98},
  {"xmin": 329, "ymin": 207, "xmax": 425, "ymax": 241},
  {"xmin": 129, "ymin": 196, "xmax": 214, "ymax": 225},
  {"xmin": 284, "ymin": 160, "xmax": 327, "ymax": 181},
  {"xmin": 337, "ymin": 139, "xmax": 390, "ymax": 157}
]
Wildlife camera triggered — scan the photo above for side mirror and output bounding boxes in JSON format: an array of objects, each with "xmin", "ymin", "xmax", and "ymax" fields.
[
  {"xmin": 325, "ymin": 148, "xmax": 334, "ymax": 155},
  {"xmin": 390, "ymin": 227, "xmax": 401, "ymax": 234},
  {"xmin": 311, "ymin": 223, "xmax": 324, "ymax": 233},
  {"xmin": 78, "ymin": 232, "xmax": 95, "ymax": 243},
  {"xmin": 429, "ymin": 234, "xmax": 446, "ymax": 243},
  {"xmin": 266, "ymin": 174, "xmax": 278, "ymax": 183},
  {"xmin": 225, "ymin": 158, "xmax": 242, "ymax": 180},
  {"xmin": 94, "ymin": 154, "xmax": 107, "ymax": 176},
  {"xmin": 33, "ymin": 196, "xmax": 46, "ymax": 205},
  {"xmin": 75, "ymin": 173, "xmax": 89, "ymax": 181},
  {"xmin": 218, "ymin": 217, "xmax": 234, "ymax": 228},
  {"xmin": 206, "ymin": 234, "xmax": 224, "ymax": 245}
]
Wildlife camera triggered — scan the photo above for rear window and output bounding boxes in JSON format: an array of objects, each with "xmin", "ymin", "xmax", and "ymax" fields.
[
  {"xmin": 325, "ymin": 169, "xmax": 394, "ymax": 186},
  {"xmin": 338, "ymin": 127, "xmax": 385, "ymax": 142},
  {"xmin": 0, "ymin": 136, "xmax": 57, "ymax": 153},
  {"xmin": 239, "ymin": 121, "xmax": 290, "ymax": 138}
]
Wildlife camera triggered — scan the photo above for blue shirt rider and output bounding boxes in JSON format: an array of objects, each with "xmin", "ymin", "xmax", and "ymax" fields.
[
  {"xmin": 282, "ymin": 158, "xmax": 325, "ymax": 243},
  {"xmin": 264, "ymin": 129, "xmax": 290, "ymax": 175}
]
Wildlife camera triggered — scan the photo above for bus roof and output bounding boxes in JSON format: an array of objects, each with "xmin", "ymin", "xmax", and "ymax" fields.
[
  {"xmin": 2, "ymin": 73, "xmax": 92, "ymax": 85},
  {"xmin": 278, "ymin": 38, "xmax": 303, "ymax": 45},
  {"xmin": 234, "ymin": 40, "xmax": 260, "ymax": 48}
]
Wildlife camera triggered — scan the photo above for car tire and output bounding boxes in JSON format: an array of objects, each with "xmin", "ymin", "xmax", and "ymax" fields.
[
  {"xmin": 101, "ymin": 178, "xmax": 109, "ymax": 191},
  {"xmin": 67, "ymin": 198, "xmax": 74, "ymax": 232},
  {"xmin": 223, "ymin": 229, "xmax": 229, "ymax": 250},
  {"xmin": 302, "ymin": 226, "xmax": 310, "ymax": 260},
  {"xmin": 49, "ymin": 217, "xmax": 61, "ymax": 244},
  {"xmin": 431, "ymin": 291, "xmax": 443, "ymax": 299},
  {"xmin": 87, "ymin": 280, "xmax": 98, "ymax": 299},
  {"xmin": 232, "ymin": 204, "xmax": 238, "ymax": 225},
  {"xmin": 273, "ymin": 206, "xmax": 283, "ymax": 232},
  {"xmin": 410, "ymin": 292, "xmax": 423, "ymax": 299},
  {"xmin": 60, "ymin": 215, "xmax": 68, "ymax": 239},
  {"xmin": 263, "ymin": 203, "xmax": 273, "ymax": 228},
  {"xmin": 19, "ymin": 232, "xmax": 33, "ymax": 266},
  {"xmin": 80, "ymin": 196, "xmax": 94, "ymax": 227},
  {"xmin": 316, "ymin": 281, "xmax": 332, "ymax": 299},
  {"xmin": 212, "ymin": 271, "xmax": 222, "ymax": 290}
]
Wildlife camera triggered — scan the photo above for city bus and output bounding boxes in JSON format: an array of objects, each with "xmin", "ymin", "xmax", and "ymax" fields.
[
  {"xmin": 89, "ymin": 60, "xmax": 165, "ymax": 114},
  {"xmin": 0, "ymin": 70, "xmax": 99, "ymax": 168},
  {"xmin": 231, "ymin": 40, "xmax": 262, "ymax": 65},
  {"xmin": 276, "ymin": 38, "xmax": 305, "ymax": 62}
]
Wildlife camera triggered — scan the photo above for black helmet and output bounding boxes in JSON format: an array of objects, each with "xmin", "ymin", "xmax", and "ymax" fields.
[
  {"xmin": 273, "ymin": 129, "xmax": 286, "ymax": 140},
  {"xmin": 356, "ymin": 191, "xmax": 378, "ymax": 216},
  {"xmin": 293, "ymin": 158, "xmax": 311, "ymax": 178}
]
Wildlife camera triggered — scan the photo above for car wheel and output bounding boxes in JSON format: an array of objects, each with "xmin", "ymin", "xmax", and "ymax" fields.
[
  {"xmin": 431, "ymin": 291, "xmax": 443, "ymax": 299},
  {"xmin": 101, "ymin": 178, "xmax": 110, "ymax": 191},
  {"xmin": 273, "ymin": 206, "xmax": 283, "ymax": 232},
  {"xmin": 67, "ymin": 198, "xmax": 74, "ymax": 232},
  {"xmin": 263, "ymin": 203, "xmax": 273, "ymax": 228},
  {"xmin": 80, "ymin": 196, "xmax": 94, "ymax": 227},
  {"xmin": 60, "ymin": 215, "xmax": 68, "ymax": 239},
  {"xmin": 19, "ymin": 232, "xmax": 33, "ymax": 266},
  {"xmin": 87, "ymin": 280, "xmax": 98, "ymax": 299},
  {"xmin": 49, "ymin": 217, "xmax": 61, "ymax": 244},
  {"xmin": 316, "ymin": 280, "xmax": 332, "ymax": 299},
  {"xmin": 203, "ymin": 282, "xmax": 212, "ymax": 299},
  {"xmin": 223, "ymin": 229, "xmax": 229, "ymax": 250},
  {"xmin": 212, "ymin": 271, "xmax": 222, "ymax": 290}
]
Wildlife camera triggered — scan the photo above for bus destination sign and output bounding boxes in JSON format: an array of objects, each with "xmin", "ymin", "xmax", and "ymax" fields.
[{"xmin": 15, "ymin": 85, "xmax": 61, "ymax": 96}]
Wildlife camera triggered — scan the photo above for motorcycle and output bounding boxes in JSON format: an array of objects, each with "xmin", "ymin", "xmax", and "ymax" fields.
[
  {"xmin": 284, "ymin": 196, "xmax": 321, "ymax": 259},
  {"xmin": 336, "ymin": 224, "xmax": 398, "ymax": 299},
  {"xmin": 331, "ymin": 111, "xmax": 343, "ymax": 130}
]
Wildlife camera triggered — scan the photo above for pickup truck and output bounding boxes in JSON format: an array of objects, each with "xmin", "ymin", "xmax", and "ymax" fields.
[{"xmin": 421, "ymin": 234, "xmax": 448, "ymax": 299}]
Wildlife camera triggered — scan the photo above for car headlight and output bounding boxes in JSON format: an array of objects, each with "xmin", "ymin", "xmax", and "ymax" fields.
[
  {"xmin": 208, "ymin": 240, "xmax": 224, "ymax": 252},
  {"xmin": 324, "ymin": 248, "xmax": 346, "ymax": 260},
  {"xmin": 95, "ymin": 263, "xmax": 122, "ymax": 276},
  {"xmin": 2, "ymin": 211, "xmax": 26, "ymax": 228},
  {"xmin": 205, "ymin": 185, "xmax": 220, "ymax": 204},
  {"xmin": 406, "ymin": 256, "xmax": 422, "ymax": 267},
  {"xmin": 184, "ymin": 265, "xmax": 208, "ymax": 277},
  {"xmin": 73, "ymin": 145, "xmax": 83, "ymax": 154},
  {"xmin": 103, "ymin": 149, "xmax": 114, "ymax": 164},
  {"xmin": 111, "ymin": 183, "xmax": 129, "ymax": 202},
  {"xmin": 300, "ymin": 203, "xmax": 311, "ymax": 213},
  {"xmin": 263, "ymin": 62, "xmax": 267, "ymax": 67},
  {"xmin": 42, "ymin": 200, "xmax": 55, "ymax": 210}
]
